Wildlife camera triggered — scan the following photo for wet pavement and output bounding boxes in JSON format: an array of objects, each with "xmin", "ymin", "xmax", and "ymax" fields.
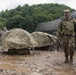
[{"xmin": 0, "ymin": 50, "xmax": 76, "ymax": 75}]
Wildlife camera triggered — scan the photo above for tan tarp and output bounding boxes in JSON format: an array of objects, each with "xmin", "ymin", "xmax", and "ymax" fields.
[
  {"xmin": 1, "ymin": 28, "xmax": 38, "ymax": 50},
  {"xmin": 31, "ymin": 32, "xmax": 57, "ymax": 47},
  {"xmin": 43, "ymin": 33, "xmax": 57, "ymax": 44}
]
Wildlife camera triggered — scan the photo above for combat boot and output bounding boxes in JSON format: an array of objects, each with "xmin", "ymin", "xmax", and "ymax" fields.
[{"xmin": 64, "ymin": 56, "xmax": 69, "ymax": 63}]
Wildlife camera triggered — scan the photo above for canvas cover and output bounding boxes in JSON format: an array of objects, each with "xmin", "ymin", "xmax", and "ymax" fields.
[
  {"xmin": 43, "ymin": 33, "xmax": 57, "ymax": 44},
  {"xmin": 31, "ymin": 32, "xmax": 57, "ymax": 47},
  {"xmin": 1, "ymin": 28, "xmax": 38, "ymax": 50}
]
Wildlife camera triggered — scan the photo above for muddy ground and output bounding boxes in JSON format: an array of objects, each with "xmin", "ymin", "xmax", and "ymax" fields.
[{"xmin": 0, "ymin": 50, "xmax": 76, "ymax": 75}]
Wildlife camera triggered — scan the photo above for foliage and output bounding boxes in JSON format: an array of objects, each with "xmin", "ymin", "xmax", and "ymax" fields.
[{"xmin": 0, "ymin": 3, "xmax": 74, "ymax": 32}]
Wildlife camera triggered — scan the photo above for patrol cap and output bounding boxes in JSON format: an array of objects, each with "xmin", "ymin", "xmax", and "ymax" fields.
[{"xmin": 64, "ymin": 10, "xmax": 70, "ymax": 15}]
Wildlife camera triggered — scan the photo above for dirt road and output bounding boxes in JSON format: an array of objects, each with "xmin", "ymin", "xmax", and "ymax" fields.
[{"xmin": 0, "ymin": 50, "xmax": 76, "ymax": 75}]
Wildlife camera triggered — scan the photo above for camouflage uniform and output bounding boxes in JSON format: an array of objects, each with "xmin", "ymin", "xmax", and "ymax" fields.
[{"xmin": 57, "ymin": 12, "xmax": 76, "ymax": 63}]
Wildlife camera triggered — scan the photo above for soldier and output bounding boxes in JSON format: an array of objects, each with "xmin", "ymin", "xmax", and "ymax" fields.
[
  {"xmin": 2, "ymin": 27, "xmax": 8, "ymax": 34},
  {"xmin": 57, "ymin": 9, "xmax": 76, "ymax": 64},
  {"xmin": 3, "ymin": 27, "xmax": 8, "ymax": 32}
]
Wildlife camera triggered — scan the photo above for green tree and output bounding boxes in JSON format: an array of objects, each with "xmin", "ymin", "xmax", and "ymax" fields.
[
  {"xmin": 6, "ymin": 15, "xmax": 24, "ymax": 29},
  {"xmin": 0, "ymin": 18, "xmax": 7, "ymax": 29}
]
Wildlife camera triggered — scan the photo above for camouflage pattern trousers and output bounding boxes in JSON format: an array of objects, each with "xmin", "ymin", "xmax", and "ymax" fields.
[{"xmin": 61, "ymin": 36, "xmax": 75, "ymax": 57}]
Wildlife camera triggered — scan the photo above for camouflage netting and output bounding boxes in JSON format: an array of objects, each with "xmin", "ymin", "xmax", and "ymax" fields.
[
  {"xmin": 1, "ymin": 28, "xmax": 38, "ymax": 50},
  {"xmin": 36, "ymin": 11, "xmax": 76, "ymax": 33},
  {"xmin": 31, "ymin": 32, "xmax": 57, "ymax": 47}
]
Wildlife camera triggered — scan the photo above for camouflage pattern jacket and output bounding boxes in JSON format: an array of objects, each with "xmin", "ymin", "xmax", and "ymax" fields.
[{"xmin": 57, "ymin": 17, "xmax": 76, "ymax": 37}]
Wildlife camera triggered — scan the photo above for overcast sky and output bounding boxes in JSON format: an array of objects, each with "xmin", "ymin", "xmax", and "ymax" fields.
[{"xmin": 0, "ymin": 0, "xmax": 76, "ymax": 12}]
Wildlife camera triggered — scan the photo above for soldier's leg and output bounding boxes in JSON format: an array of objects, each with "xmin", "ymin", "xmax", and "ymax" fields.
[
  {"xmin": 69, "ymin": 47, "xmax": 74, "ymax": 63},
  {"xmin": 68, "ymin": 38, "xmax": 74, "ymax": 63},
  {"xmin": 64, "ymin": 48, "xmax": 69, "ymax": 63},
  {"xmin": 63, "ymin": 41, "xmax": 69, "ymax": 63}
]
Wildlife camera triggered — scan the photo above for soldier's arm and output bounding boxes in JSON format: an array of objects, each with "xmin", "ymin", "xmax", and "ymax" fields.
[
  {"xmin": 56, "ymin": 21, "xmax": 63, "ymax": 51},
  {"xmin": 73, "ymin": 19, "xmax": 76, "ymax": 32}
]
